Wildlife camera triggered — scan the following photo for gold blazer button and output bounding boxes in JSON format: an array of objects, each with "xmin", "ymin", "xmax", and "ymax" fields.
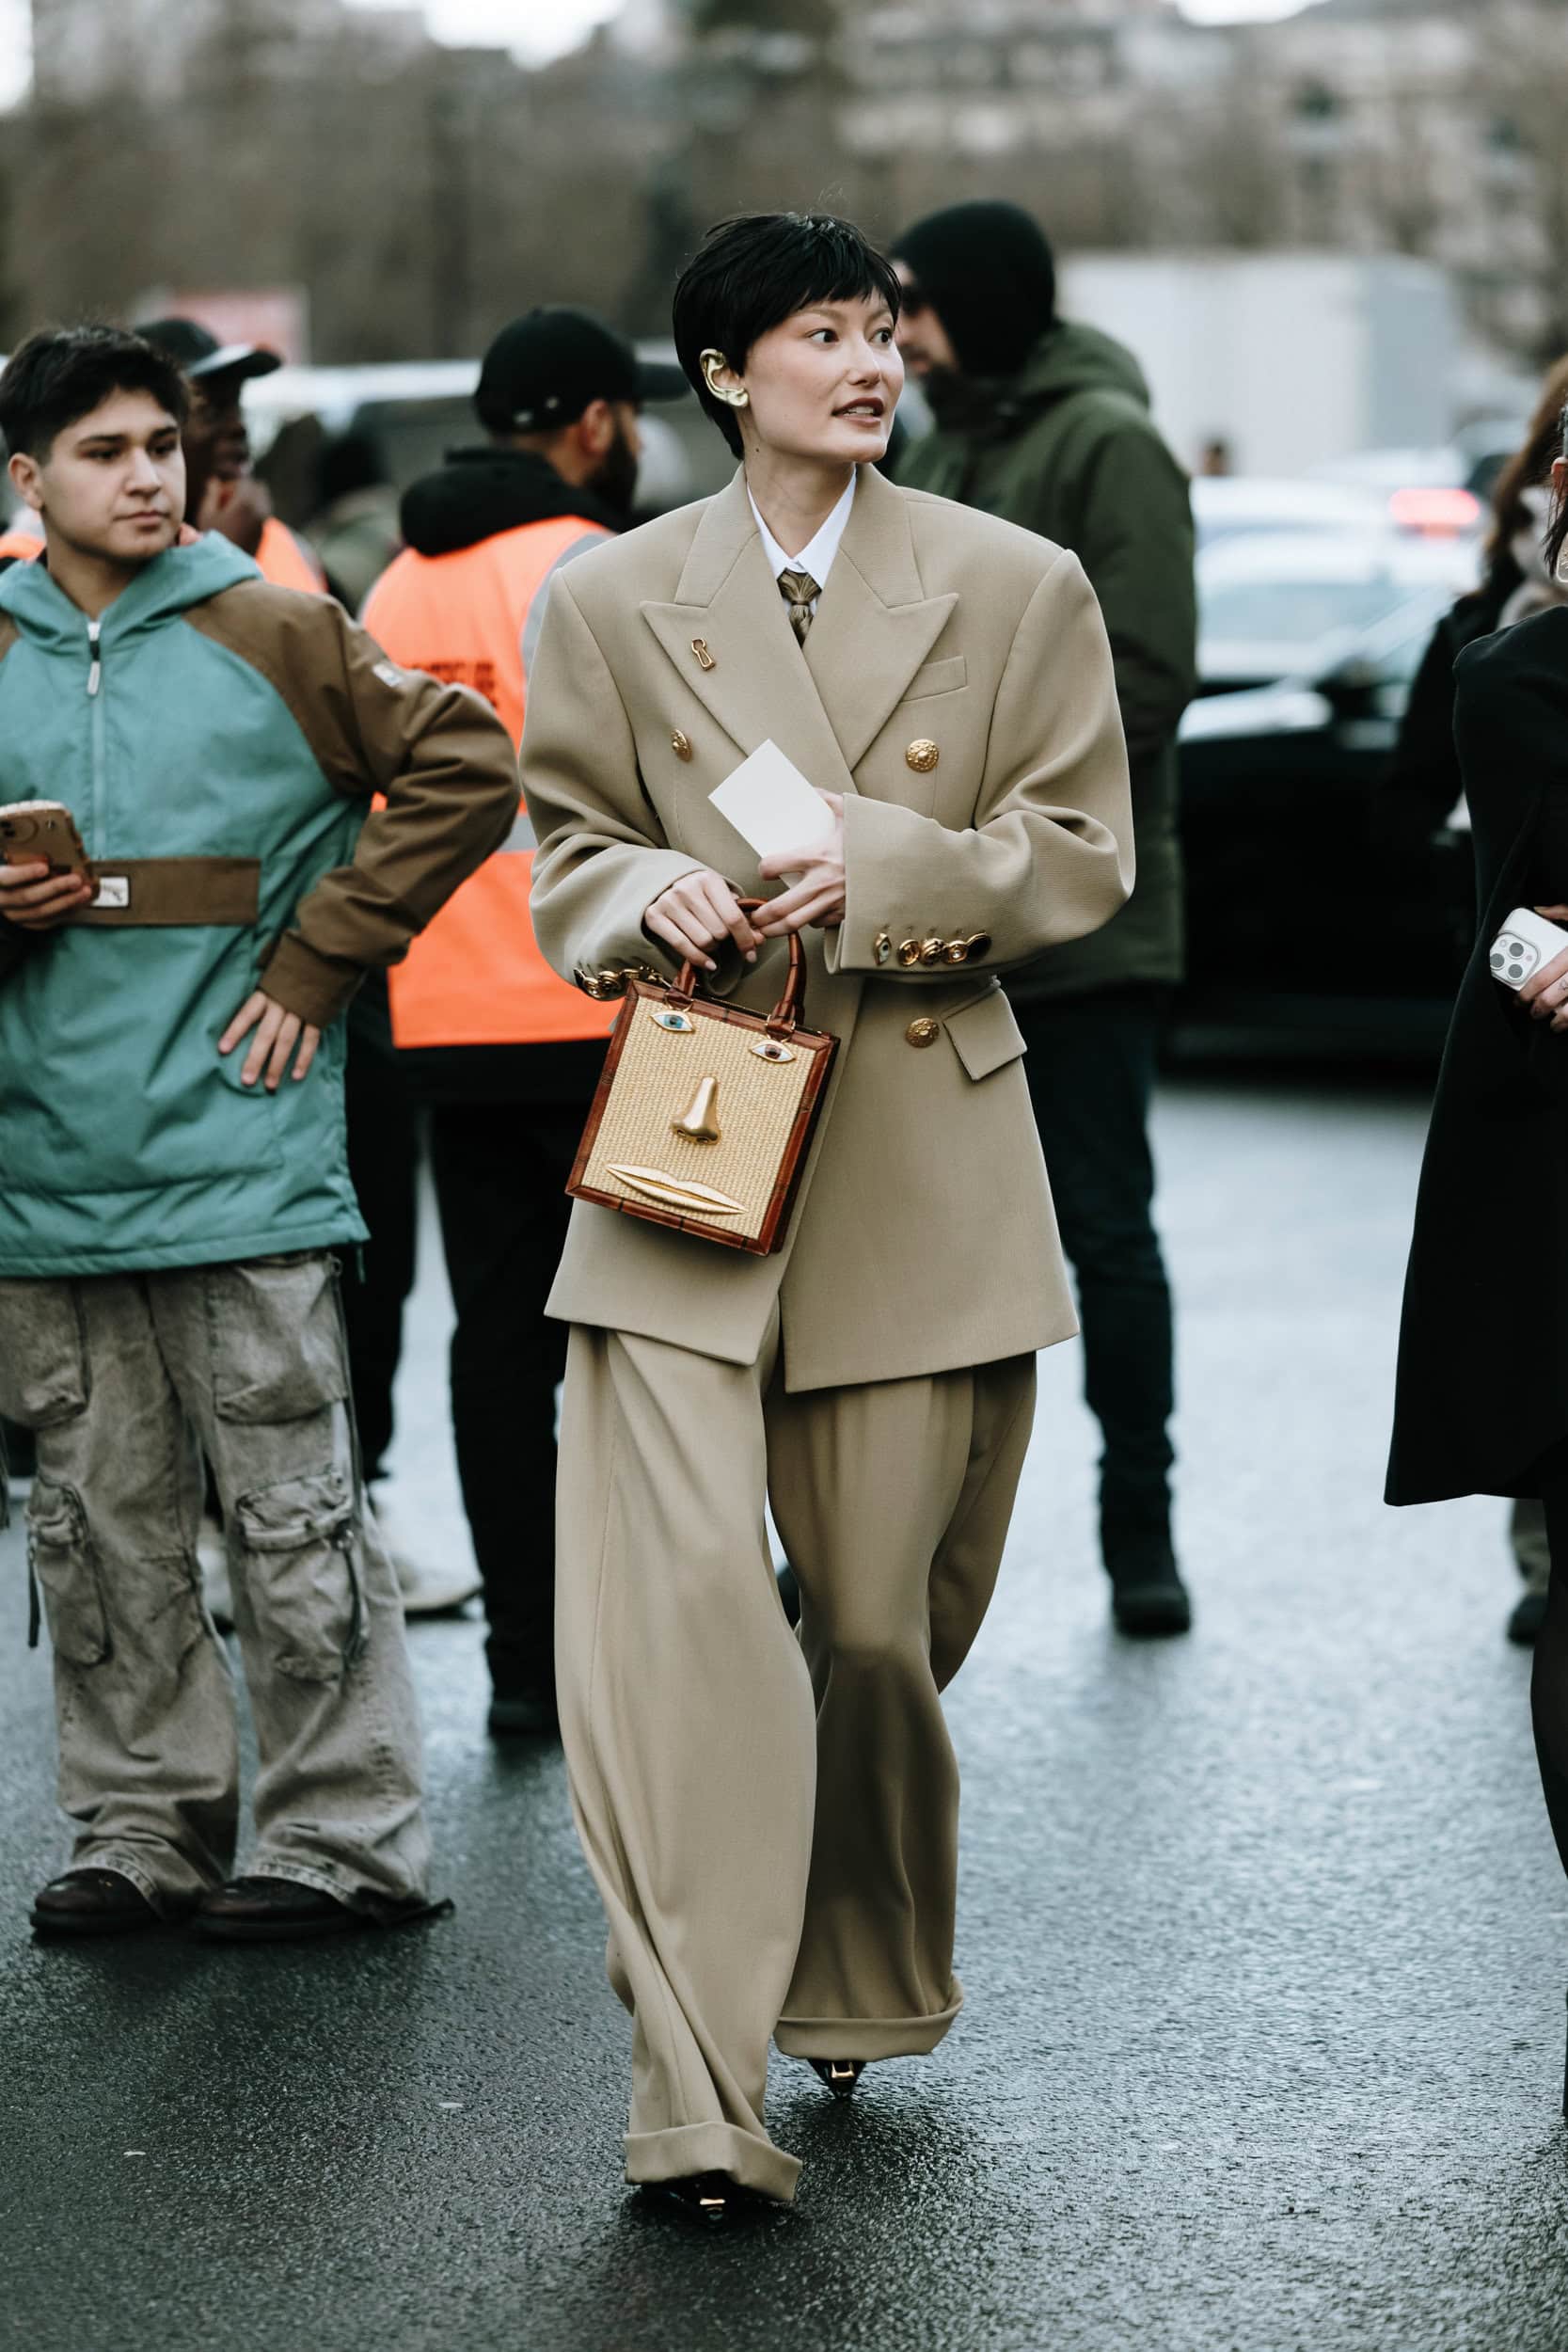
[
  {"xmin": 919, "ymin": 936, "xmax": 944, "ymax": 965},
  {"xmin": 942, "ymin": 938, "xmax": 970, "ymax": 964},
  {"xmin": 905, "ymin": 1017, "xmax": 940, "ymax": 1048},
  {"xmin": 966, "ymin": 932, "xmax": 992, "ymax": 960},
  {"xmin": 895, "ymin": 938, "xmax": 923, "ymax": 967},
  {"xmin": 906, "ymin": 739, "xmax": 940, "ymax": 773},
  {"xmin": 672, "ymin": 731, "xmax": 693, "ymax": 761}
]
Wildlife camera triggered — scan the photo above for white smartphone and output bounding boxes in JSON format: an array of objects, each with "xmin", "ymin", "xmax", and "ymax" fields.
[{"xmin": 1490, "ymin": 907, "xmax": 1568, "ymax": 990}]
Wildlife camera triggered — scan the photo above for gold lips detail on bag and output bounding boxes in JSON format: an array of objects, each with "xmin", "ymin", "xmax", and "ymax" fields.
[{"xmin": 605, "ymin": 1166, "xmax": 744, "ymax": 1216}]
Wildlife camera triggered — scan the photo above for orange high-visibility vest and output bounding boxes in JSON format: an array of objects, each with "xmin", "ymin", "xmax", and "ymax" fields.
[
  {"xmin": 255, "ymin": 516, "xmax": 327, "ymax": 593},
  {"xmin": 0, "ymin": 528, "xmax": 42, "ymax": 563},
  {"xmin": 362, "ymin": 515, "xmax": 616, "ymax": 1049}
]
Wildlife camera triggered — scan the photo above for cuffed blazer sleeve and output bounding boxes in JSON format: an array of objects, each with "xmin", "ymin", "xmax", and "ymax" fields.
[
  {"xmin": 524, "ymin": 573, "xmax": 709, "ymax": 986},
  {"xmin": 829, "ymin": 548, "xmax": 1133, "ymax": 977}
]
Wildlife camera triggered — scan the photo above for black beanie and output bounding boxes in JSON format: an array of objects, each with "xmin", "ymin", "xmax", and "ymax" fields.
[{"xmin": 893, "ymin": 200, "xmax": 1056, "ymax": 379}]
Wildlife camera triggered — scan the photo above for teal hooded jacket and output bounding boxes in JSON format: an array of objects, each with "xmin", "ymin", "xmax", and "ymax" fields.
[{"xmin": 0, "ymin": 533, "xmax": 518, "ymax": 1278}]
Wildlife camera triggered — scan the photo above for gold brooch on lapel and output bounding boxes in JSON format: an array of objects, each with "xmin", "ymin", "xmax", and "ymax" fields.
[
  {"xmin": 692, "ymin": 639, "xmax": 716, "ymax": 672},
  {"xmin": 906, "ymin": 739, "xmax": 940, "ymax": 774}
]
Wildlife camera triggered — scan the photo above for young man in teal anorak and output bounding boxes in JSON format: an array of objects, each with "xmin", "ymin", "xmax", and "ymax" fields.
[{"xmin": 0, "ymin": 326, "xmax": 518, "ymax": 1941}]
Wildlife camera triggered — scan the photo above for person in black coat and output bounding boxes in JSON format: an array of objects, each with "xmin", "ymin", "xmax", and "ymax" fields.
[
  {"xmin": 1382, "ymin": 356, "xmax": 1568, "ymax": 1644},
  {"xmin": 1387, "ymin": 461, "xmax": 1568, "ymax": 1969}
]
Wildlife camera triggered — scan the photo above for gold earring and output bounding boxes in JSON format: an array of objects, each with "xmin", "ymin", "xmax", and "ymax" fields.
[{"xmin": 699, "ymin": 349, "xmax": 750, "ymax": 409}]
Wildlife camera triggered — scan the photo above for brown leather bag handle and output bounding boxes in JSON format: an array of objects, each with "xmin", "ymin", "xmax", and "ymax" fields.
[{"xmin": 673, "ymin": 896, "xmax": 807, "ymax": 1035}]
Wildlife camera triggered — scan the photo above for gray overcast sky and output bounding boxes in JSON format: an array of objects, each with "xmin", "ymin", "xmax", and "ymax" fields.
[{"xmin": 0, "ymin": 0, "xmax": 1312, "ymax": 109}]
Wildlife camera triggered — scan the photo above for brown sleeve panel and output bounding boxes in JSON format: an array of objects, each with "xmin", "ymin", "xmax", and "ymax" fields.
[{"xmin": 182, "ymin": 585, "xmax": 520, "ymax": 1026}]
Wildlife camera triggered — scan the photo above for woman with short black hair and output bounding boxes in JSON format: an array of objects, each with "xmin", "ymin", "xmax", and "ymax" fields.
[{"xmin": 522, "ymin": 213, "xmax": 1133, "ymax": 2221}]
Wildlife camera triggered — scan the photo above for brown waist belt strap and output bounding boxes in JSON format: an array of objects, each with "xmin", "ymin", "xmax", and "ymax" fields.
[{"xmin": 73, "ymin": 857, "xmax": 262, "ymax": 929}]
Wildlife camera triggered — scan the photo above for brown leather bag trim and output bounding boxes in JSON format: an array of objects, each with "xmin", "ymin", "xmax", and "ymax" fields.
[
  {"xmin": 73, "ymin": 855, "xmax": 262, "ymax": 929},
  {"xmin": 566, "ymin": 980, "xmax": 838, "ymax": 1257}
]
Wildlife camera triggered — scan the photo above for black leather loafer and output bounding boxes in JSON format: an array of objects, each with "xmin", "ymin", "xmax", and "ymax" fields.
[
  {"xmin": 193, "ymin": 1874, "xmax": 365, "ymax": 1942},
  {"xmin": 30, "ymin": 1867, "xmax": 161, "ymax": 1937},
  {"xmin": 487, "ymin": 1687, "xmax": 560, "ymax": 1739},
  {"xmin": 1109, "ymin": 1556, "xmax": 1193, "ymax": 1637}
]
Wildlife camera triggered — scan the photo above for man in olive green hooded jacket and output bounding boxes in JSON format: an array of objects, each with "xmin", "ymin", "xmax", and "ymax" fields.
[{"xmin": 893, "ymin": 199, "xmax": 1196, "ymax": 1634}]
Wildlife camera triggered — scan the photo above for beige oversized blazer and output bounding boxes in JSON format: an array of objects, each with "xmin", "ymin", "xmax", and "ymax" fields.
[{"xmin": 522, "ymin": 463, "xmax": 1133, "ymax": 1391}]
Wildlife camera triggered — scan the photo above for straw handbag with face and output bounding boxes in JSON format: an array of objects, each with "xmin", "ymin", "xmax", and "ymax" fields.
[{"xmin": 567, "ymin": 906, "xmax": 837, "ymax": 1256}]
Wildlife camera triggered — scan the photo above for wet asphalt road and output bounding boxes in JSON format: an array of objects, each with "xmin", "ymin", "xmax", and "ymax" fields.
[{"xmin": 4, "ymin": 1066, "xmax": 1568, "ymax": 2352}]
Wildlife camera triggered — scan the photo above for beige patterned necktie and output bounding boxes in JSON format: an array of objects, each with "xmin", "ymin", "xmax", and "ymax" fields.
[{"xmin": 778, "ymin": 567, "xmax": 821, "ymax": 646}]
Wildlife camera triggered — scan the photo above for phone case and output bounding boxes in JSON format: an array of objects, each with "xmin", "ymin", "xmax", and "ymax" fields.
[
  {"xmin": 1490, "ymin": 907, "xmax": 1568, "ymax": 991},
  {"xmin": 0, "ymin": 800, "xmax": 89, "ymax": 879}
]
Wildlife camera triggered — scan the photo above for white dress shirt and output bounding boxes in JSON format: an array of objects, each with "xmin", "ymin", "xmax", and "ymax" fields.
[{"xmin": 748, "ymin": 472, "xmax": 856, "ymax": 614}]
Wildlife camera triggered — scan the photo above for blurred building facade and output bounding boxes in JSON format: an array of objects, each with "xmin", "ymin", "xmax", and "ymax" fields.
[{"xmin": 5, "ymin": 0, "xmax": 1566, "ymax": 376}]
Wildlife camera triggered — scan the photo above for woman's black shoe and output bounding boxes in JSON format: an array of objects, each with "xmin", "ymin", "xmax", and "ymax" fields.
[
  {"xmin": 642, "ymin": 2171, "xmax": 736, "ymax": 2227},
  {"xmin": 1509, "ymin": 1589, "xmax": 1548, "ymax": 1646},
  {"xmin": 808, "ymin": 2058, "xmax": 866, "ymax": 2098}
]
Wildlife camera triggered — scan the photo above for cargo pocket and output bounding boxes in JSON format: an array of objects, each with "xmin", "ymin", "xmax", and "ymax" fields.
[
  {"xmin": 26, "ymin": 1480, "xmax": 110, "ymax": 1665},
  {"xmin": 235, "ymin": 1467, "xmax": 356, "ymax": 1681},
  {"xmin": 0, "ymin": 1280, "xmax": 89, "ymax": 1429},
  {"xmin": 207, "ymin": 1253, "xmax": 348, "ymax": 1424}
]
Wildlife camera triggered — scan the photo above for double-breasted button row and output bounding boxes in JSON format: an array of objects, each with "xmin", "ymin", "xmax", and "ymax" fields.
[{"xmin": 885, "ymin": 930, "xmax": 992, "ymax": 969}]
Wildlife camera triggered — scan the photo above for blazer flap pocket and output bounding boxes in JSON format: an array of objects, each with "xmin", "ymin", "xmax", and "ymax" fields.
[
  {"xmin": 904, "ymin": 655, "xmax": 968, "ymax": 702},
  {"xmin": 944, "ymin": 987, "xmax": 1026, "ymax": 1081}
]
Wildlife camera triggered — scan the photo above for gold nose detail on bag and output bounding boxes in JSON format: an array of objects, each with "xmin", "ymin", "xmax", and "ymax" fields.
[
  {"xmin": 906, "ymin": 739, "xmax": 939, "ymax": 773},
  {"xmin": 692, "ymin": 639, "xmax": 716, "ymax": 671},
  {"xmin": 672, "ymin": 1075, "xmax": 721, "ymax": 1143}
]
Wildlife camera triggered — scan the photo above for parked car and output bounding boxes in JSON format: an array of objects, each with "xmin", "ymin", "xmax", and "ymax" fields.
[
  {"xmin": 243, "ymin": 347, "xmax": 737, "ymax": 527},
  {"xmin": 1177, "ymin": 549, "xmax": 1477, "ymax": 1051},
  {"xmin": 1196, "ymin": 526, "xmax": 1478, "ymax": 697}
]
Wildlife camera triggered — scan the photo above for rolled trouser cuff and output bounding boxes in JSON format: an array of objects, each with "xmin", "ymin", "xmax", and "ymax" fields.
[
  {"xmin": 625, "ymin": 2122, "xmax": 801, "ymax": 2205},
  {"xmin": 774, "ymin": 1983, "xmax": 963, "ymax": 2062},
  {"xmin": 71, "ymin": 1845, "xmax": 205, "ymax": 1917}
]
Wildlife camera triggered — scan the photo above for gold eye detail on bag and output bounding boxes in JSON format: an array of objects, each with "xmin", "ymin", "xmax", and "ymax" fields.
[
  {"xmin": 651, "ymin": 1007, "xmax": 695, "ymax": 1033},
  {"xmin": 751, "ymin": 1038, "xmax": 796, "ymax": 1063}
]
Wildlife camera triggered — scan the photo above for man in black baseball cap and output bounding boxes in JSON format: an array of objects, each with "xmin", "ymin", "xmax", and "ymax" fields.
[
  {"xmin": 345, "ymin": 309, "xmax": 689, "ymax": 1740},
  {"xmin": 470, "ymin": 306, "xmax": 688, "ymax": 513},
  {"xmin": 134, "ymin": 317, "xmax": 283, "ymax": 546}
]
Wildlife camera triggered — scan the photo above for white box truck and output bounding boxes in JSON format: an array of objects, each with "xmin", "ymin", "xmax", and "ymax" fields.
[{"xmin": 1055, "ymin": 251, "xmax": 1463, "ymax": 478}]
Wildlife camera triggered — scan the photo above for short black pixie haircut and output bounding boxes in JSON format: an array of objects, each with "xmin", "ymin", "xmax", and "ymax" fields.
[
  {"xmin": 0, "ymin": 325, "xmax": 190, "ymax": 461},
  {"xmin": 672, "ymin": 213, "xmax": 902, "ymax": 457}
]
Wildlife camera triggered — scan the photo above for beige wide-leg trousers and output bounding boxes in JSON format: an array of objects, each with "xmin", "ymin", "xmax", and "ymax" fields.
[{"xmin": 556, "ymin": 1311, "xmax": 1037, "ymax": 2204}]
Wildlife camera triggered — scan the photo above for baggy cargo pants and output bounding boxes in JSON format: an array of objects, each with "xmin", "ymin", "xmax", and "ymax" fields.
[{"xmin": 0, "ymin": 1251, "xmax": 430, "ymax": 1915}]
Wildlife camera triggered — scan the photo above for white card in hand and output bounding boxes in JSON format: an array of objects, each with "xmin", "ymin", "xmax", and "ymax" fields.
[{"xmin": 708, "ymin": 739, "xmax": 834, "ymax": 864}]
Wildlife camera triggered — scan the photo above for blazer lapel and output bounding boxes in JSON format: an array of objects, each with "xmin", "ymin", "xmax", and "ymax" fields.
[
  {"xmin": 641, "ymin": 471, "xmax": 855, "ymax": 796},
  {"xmin": 803, "ymin": 467, "xmax": 957, "ymax": 777}
]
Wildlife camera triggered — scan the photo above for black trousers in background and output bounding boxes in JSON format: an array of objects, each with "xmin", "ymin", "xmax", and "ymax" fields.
[
  {"xmin": 427, "ymin": 1099, "xmax": 581, "ymax": 1694},
  {"xmin": 1015, "ymin": 987, "xmax": 1176, "ymax": 1565},
  {"xmin": 342, "ymin": 1012, "xmax": 421, "ymax": 1485}
]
